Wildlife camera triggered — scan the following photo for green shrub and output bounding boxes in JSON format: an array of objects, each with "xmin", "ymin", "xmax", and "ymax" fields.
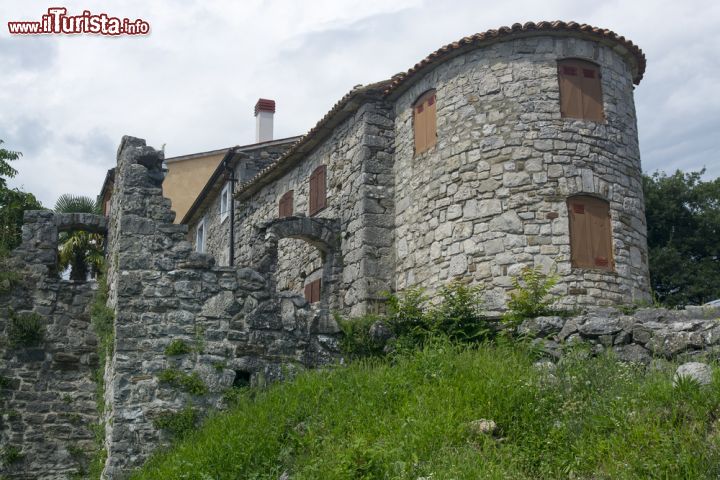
[
  {"xmin": 503, "ymin": 266, "xmax": 560, "ymax": 328},
  {"xmin": 6, "ymin": 309, "xmax": 44, "ymax": 347},
  {"xmin": 339, "ymin": 281, "xmax": 491, "ymax": 358},
  {"xmin": 385, "ymin": 286, "xmax": 430, "ymax": 343},
  {"xmin": 338, "ymin": 314, "xmax": 386, "ymax": 359},
  {"xmin": 158, "ymin": 369, "xmax": 208, "ymax": 396},
  {"xmin": 152, "ymin": 408, "xmax": 198, "ymax": 439},
  {"xmin": 428, "ymin": 280, "xmax": 491, "ymax": 343},
  {"xmin": 1, "ymin": 445, "xmax": 23, "ymax": 466},
  {"xmin": 164, "ymin": 339, "xmax": 192, "ymax": 356}
]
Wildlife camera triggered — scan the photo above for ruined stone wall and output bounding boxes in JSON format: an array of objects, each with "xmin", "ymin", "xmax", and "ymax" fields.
[
  {"xmin": 0, "ymin": 212, "xmax": 106, "ymax": 479},
  {"xmin": 519, "ymin": 306, "xmax": 720, "ymax": 364},
  {"xmin": 102, "ymin": 137, "xmax": 339, "ymax": 478},
  {"xmin": 392, "ymin": 35, "xmax": 650, "ymax": 313},
  {"xmin": 235, "ymin": 101, "xmax": 396, "ymax": 316}
]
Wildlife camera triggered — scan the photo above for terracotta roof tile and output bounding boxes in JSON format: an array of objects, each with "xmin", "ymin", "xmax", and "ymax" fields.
[{"xmin": 384, "ymin": 20, "xmax": 646, "ymax": 96}]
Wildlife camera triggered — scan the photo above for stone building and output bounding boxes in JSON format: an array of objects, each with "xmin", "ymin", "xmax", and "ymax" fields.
[
  {"xmin": 0, "ymin": 21, "xmax": 657, "ymax": 479},
  {"xmin": 185, "ymin": 21, "xmax": 651, "ymax": 316}
]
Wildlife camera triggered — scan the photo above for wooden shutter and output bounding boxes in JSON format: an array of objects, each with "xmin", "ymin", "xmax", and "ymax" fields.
[
  {"xmin": 304, "ymin": 278, "xmax": 321, "ymax": 303},
  {"xmin": 558, "ymin": 61, "xmax": 584, "ymax": 119},
  {"xmin": 279, "ymin": 190, "xmax": 293, "ymax": 218},
  {"xmin": 425, "ymin": 93, "xmax": 437, "ymax": 151},
  {"xmin": 558, "ymin": 59, "xmax": 603, "ymax": 121},
  {"xmin": 580, "ymin": 65, "xmax": 603, "ymax": 121},
  {"xmin": 414, "ymin": 90, "xmax": 436, "ymax": 155},
  {"xmin": 309, "ymin": 165, "xmax": 326, "ymax": 216},
  {"xmin": 568, "ymin": 196, "xmax": 613, "ymax": 271}
]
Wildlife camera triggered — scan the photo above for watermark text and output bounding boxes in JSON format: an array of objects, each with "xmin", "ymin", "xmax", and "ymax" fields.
[{"xmin": 8, "ymin": 8, "xmax": 150, "ymax": 35}]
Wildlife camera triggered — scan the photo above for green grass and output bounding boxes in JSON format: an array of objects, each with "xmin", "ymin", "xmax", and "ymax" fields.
[{"xmin": 132, "ymin": 340, "xmax": 720, "ymax": 479}]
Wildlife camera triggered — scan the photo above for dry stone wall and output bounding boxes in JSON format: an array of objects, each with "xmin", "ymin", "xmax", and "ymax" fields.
[
  {"xmin": 0, "ymin": 212, "xmax": 106, "ymax": 479},
  {"xmin": 392, "ymin": 35, "xmax": 650, "ymax": 314},
  {"xmin": 520, "ymin": 306, "xmax": 720, "ymax": 364}
]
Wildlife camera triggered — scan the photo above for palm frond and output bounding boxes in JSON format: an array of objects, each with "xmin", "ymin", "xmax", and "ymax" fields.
[{"xmin": 54, "ymin": 194, "xmax": 100, "ymax": 214}]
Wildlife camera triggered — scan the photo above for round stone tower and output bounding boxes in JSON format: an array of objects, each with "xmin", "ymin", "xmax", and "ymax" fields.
[{"xmin": 387, "ymin": 21, "xmax": 650, "ymax": 311}]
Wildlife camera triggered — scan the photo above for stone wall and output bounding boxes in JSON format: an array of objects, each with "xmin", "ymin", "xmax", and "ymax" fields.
[
  {"xmin": 101, "ymin": 136, "xmax": 340, "ymax": 478},
  {"xmin": 0, "ymin": 211, "xmax": 106, "ymax": 479},
  {"xmin": 234, "ymin": 101, "xmax": 396, "ymax": 316},
  {"xmin": 391, "ymin": 35, "xmax": 650, "ymax": 313},
  {"xmin": 519, "ymin": 306, "xmax": 720, "ymax": 364}
]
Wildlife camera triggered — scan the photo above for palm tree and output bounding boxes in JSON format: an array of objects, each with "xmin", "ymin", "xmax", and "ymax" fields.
[{"xmin": 54, "ymin": 194, "xmax": 104, "ymax": 281}]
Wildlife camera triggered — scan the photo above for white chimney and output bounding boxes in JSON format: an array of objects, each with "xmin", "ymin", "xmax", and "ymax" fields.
[{"xmin": 254, "ymin": 98, "xmax": 275, "ymax": 143}]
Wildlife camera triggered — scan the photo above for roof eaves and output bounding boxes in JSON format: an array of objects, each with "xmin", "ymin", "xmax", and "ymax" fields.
[{"xmin": 383, "ymin": 21, "xmax": 646, "ymax": 99}]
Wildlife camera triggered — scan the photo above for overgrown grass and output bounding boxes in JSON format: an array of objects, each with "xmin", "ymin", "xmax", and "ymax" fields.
[{"xmin": 132, "ymin": 340, "xmax": 720, "ymax": 479}]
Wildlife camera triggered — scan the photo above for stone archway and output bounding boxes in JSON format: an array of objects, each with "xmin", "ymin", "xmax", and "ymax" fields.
[{"xmin": 250, "ymin": 216, "xmax": 342, "ymax": 312}]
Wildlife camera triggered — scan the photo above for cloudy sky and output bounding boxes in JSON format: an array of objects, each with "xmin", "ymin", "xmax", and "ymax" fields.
[{"xmin": 1, "ymin": 0, "xmax": 718, "ymax": 207}]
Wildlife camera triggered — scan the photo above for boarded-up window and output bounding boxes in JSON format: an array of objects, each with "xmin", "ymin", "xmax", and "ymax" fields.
[
  {"xmin": 414, "ymin": 90, "xmax": 437, "ymax": 155},
  {"xmin": 309, "ymin": 165, "xmax": 327, "ymax": 216},
  {"xmin": 279, "ymin": 190, "xmax": 293, "ymax": 218},
  {"xmin": 567, "ymin": 196, "xmax": 614, "ymax": 271},
  {"xmin": 558, "ymin": 59, "xmax": 604, "ymax": 121},
  {"xmin": 304, "ymin": 278, "xmax": 321, "ymax": 303}
]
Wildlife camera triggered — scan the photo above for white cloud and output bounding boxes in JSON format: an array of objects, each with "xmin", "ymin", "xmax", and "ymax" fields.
[{"xmin": 0, "ymin": 0, "xmax": 718, "ymax": 207}]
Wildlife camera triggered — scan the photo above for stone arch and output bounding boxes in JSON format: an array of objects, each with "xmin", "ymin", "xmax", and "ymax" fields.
[
  {"xmin": 14, "ymin": 211, "xmax": 108, "ymax": 279},
  {"xmin": 250, "ymin": 216, "xmax": 342, "ymax": 312}
]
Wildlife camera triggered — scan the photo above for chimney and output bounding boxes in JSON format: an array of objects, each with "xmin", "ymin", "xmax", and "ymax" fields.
[{"xmin": 254, "ymin": 98, "xmax": 275, "ymax": 143}]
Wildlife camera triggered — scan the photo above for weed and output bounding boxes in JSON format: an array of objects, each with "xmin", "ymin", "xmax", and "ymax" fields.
[
  {"xmin": 6, "ymin": 309, "xmax": 44, "ymax": 347},
  {"xmin": 1, "ymin": 445, "xmax": 23, "ymax": 467},
  {"xmin": 164, "ymin": 339, "xmax": 192, "ymax": 356},
  {"xmin": 503, "ymin": 266, "xmax": 560, "ymax": 328},
  {"xmin": 152, "ymin": 408, "xmax": 198, "ymax": 439},
  {"xmin": 158, "ymin": 369, "xmax": 208, "ymax": 396},
  {"xmin": 67, "ymin": 444, "xmax": 85, "ymax": 458},
  {"xmin": 429, "ymin": 280, "xmax": 490, "ymax": 343},
  {"xmin": 88, "ymin": 273, "xmax": 113, "ymax": 478},
  {"xmin": 337, "ymin": 314, "xmax": 386, "ymax": 359}
]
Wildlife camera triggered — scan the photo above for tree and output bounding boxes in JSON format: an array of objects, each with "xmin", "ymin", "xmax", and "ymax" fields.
[
  {"xmin": 0, "ymin": 140, "xmax": 43, "ymax": 254},
  {"xmin": 54, "ymin": 194, "xmax": 104, "ymax": 281},
  {"xmin": 643, "ymin": 169, "xmax": 720, "ymax": 307}
]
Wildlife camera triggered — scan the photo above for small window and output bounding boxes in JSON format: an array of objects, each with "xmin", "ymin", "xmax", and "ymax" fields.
[
  {"xmin": 196, "ymin": 217, "xmax": 206, "ymax": 253},
  {"xmin": 304, "ymin": 278, "xmax": 321, "ymax": 303},
  {"xmin": 557, "ymin": 59, "xmax": 604, "ymax": 121},
  {"xmin": 279, "ymin": 190, "xmax": 294, "ymax": 218},
  {"xmin": 414, "ymin": 89, "xmax": 437, "ymax": 155},
  {"xmin": 567, "ymin": 196, "xmax": 613, "ymax": 271},
  {"xmin": 220, "ymin": 182, "xmax": 231, "ymax": 222},
  {"xmin": 309, "ymin": 165, "xmax": 327, "ymax": 216}
]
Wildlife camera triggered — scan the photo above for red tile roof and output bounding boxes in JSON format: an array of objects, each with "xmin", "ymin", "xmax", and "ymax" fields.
[
  {"xmin": 235, "ymin": 21, "xmax": 645, "ymax": 199},
  {"xmin": 385, "ymin": 21, "xmax": 646, "ymax": 97}
]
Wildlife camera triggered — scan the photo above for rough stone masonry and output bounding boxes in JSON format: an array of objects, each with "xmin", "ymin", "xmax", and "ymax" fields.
[{"xmin": 1, "ymin": 137, "xmax": 340, "ymax": 479}]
